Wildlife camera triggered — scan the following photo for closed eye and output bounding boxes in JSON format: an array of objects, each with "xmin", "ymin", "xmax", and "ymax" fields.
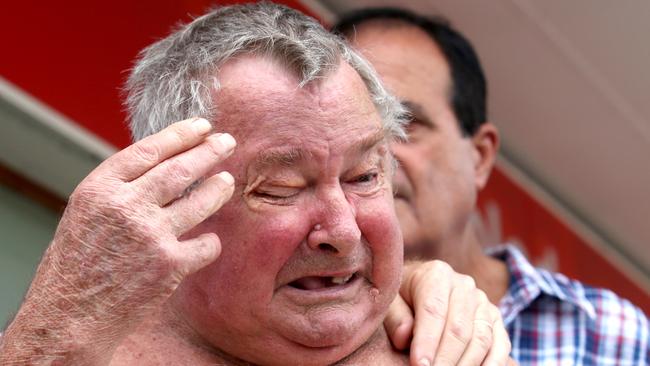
[{"xmin": 252, "ymin": 187, "xmax": 300, "ymax": 205}]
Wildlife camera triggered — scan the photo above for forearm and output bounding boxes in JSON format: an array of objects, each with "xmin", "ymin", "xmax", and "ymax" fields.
[
  {"xmin": 0, "ymin": 300, "xmax": 99, "ymax": 365},
  {"xmin": 0, "ymin": 244, "xmax": 128, "ymax": 365}
]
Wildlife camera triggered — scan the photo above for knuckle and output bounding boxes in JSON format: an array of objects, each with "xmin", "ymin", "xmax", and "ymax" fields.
[
  {"xmin": 430, "ymin": 259, "xmax": 452, "ymax": 273},
  {"xmin": 167, "ymin": 160, "xmax": 195, "ymax": 185},
  {"xmin": 68, "ymin": 182, "xmax": 101, "ymax": 207},
  {"xmin": 474, "ymin": 326, "xmax": 493, "ymax": 350},
  {"xmin": 171, "ymin": 125, "xmax": 194, "ymax": 146},
  {"xmin": 421, "ymin": 296, "xmax": 448, "ymax": 320},
  {"xmin": 167, "ymin": 211, "xmax": 186, "ymax": 233},
  {"xmin": 193, "ymin": 194, "xmax": 218, "ymax": 219},
  {"xmin": 131, "ymin": 143, "xmax": 160, "ymax": 164},
  {"xmin": 458, "ymin": 274, "xmax": 476, "ymax": 289},
  {"xmin": 447, "ymin": 319, "xmax": 471, "ymax": 345},
  {"xmin": 411, "ymin": 261, "xmax": 443, "ymax": 284},
  {"xmin": 410, "ymin": 265, "xmax": 428, "ymax": 285},
  {"xmin": 70, "ymin": 182, "xmax": 138, "ymax": 220}
]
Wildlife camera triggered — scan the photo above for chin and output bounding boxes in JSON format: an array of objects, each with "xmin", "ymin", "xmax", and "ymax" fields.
[
  {"xmin": 279, "ymin": 303, "xmax": 382, "ymax": 347},
  {"xmin": 264, "ymin": 292, "xmax": 390, "ymax": 364},
  {"xmin": 277, "ymin": 314, "xmax": 383, "ymax": 366}
]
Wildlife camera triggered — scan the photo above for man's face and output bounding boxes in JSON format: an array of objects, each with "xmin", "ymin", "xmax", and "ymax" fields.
[
  {"xmin": 351, "ymin": 24, "xmax": 480, "ymax": 259},
  {"xmin": 173, "ymin": 56, "xmax": 403, "ymax": 365}
]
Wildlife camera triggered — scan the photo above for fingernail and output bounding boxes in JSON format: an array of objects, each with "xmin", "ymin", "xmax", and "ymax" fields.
[
  {"xmin": 217, "ymin": 133, "xmax": 236, "ymax": 151},
  {"xmin": 192, "ymin": 118, "xmax": 212, "ymax": 134},
  {"xmin": 418, "ymin": 358, "xmax": 431, "ymax": 366},
  {"xmin": 217, "ymin": 171, "xmax": 234, "ymax": 185}
]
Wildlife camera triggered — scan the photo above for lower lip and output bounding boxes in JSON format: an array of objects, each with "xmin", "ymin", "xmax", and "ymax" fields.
[{"xmin": 278, "ymin": 275, "xmax": 365, "ymax": 306}]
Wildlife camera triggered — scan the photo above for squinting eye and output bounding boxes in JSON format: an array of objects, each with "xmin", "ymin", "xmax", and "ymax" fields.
[
  {"xmin": 347, "ymin": 172, "xmax": 381, "ymax": 195},
  {"xmin": 355, "ymin": 172, "xmax": 378, "ymax": 184}
]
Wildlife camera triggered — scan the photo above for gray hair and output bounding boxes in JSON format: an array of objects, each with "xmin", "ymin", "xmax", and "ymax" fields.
[{"xmin": 125, "ymin": 2, "xmax": 406, "ymax": 142}]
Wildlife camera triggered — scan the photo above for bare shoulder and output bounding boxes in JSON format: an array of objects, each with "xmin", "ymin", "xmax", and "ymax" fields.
[{"xmin": 109, "ymin": 321, "xmax": 227, "ymax": 366}]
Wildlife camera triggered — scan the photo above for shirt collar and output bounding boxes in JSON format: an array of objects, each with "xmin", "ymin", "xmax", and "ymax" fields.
[{"xmin": 487, "ymin": 244, "xmax": 596, "ymax": 325}]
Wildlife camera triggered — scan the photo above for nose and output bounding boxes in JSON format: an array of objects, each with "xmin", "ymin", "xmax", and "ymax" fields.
[{"xmin": 307, "ymin": 186, "xmax": 361, "ymax": 256}]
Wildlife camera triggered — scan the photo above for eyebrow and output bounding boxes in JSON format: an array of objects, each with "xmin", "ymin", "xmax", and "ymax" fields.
[
  {"xmin": 253, "ymin": 147, "xmax": 311, "ymax": 169},
  {"xmin": 349, "ymin": 128, "xmax": 387, "ymax": 156},
  {"xmin": 401, "ymin": 101, "xmax": 436, "ymax": 128}
]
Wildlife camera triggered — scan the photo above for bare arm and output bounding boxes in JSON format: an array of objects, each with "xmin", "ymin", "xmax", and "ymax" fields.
[{"xmin": 0, "ymin": 118, "xmax": 235, "ymax": 365}]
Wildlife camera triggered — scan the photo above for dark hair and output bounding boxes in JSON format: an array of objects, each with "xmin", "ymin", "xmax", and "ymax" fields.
[{"xmin": 332, "ymin": 7, "xmax": 487, "ymax": 136}]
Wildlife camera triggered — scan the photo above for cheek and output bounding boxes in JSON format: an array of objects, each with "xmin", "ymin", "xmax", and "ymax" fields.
[
  {"xmin": 395, "ymin": 143, "xmax": 433, "ymax": 180},
  {"xmin": 206, "ymin": 202, "xmax": 311, "ymax": 275}
]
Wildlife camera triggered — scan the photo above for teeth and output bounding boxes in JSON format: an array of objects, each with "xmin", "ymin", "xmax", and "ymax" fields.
[{"xmin": 331, "ymin": 274, "xmax": 353, "ymax": 285}]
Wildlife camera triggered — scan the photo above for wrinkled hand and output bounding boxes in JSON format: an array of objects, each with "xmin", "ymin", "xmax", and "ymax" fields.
[
  {"xmin": 0, "ymin": 118, "xmax": 235, "ymax": 363},
  {"xmin": 385, "ymin": 260, "xmax": 512, "ymax": 366}
]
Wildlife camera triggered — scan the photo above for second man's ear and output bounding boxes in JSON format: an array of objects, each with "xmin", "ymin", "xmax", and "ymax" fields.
[{"xmin": 471, "ymin": 122, "xmax": 500, "ymax": 190}]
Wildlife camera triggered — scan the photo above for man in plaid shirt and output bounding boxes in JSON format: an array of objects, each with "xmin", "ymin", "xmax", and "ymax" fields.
[{"xmin": 334, "ymin": 8, "xmax": 649, "ymax": 365}]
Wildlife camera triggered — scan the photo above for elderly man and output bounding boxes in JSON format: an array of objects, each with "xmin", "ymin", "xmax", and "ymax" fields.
[
  {"xmin": 0, "ymin": 3, "xmax": 513, "ymax": 365},
  {"xmin": 334, "ymin": 7, "xmax": 649, "ymax": 365}
]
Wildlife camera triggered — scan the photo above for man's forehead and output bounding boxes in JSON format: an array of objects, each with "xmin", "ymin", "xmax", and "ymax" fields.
[{"xmin": 213, "ymin": 55, "xmax": 380, "ymax": 138}]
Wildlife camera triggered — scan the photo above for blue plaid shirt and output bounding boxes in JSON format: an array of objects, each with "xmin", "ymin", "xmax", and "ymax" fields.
[{"xmin": 491, "ymin": 245, "xmax": 649, "ymax": 365}]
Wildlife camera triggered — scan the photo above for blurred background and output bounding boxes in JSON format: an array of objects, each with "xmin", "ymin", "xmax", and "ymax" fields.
[{"xmin": 1, "ymin": 0, "xmax": 648, "ymax": 325}]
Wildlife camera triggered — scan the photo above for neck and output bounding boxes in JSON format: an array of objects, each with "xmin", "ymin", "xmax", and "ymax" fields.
[{"xmin": 409, "ymin": 222, "xmax": 509, "ymax": 305}]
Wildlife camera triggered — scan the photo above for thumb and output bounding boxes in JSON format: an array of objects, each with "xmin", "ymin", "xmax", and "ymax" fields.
[{"xmin": 384, "ymin": 294, "xmax": 414, "ymax": 350}]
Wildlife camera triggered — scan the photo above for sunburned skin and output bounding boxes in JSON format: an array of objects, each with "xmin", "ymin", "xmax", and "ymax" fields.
[
  {"xmin": 241, "ymin": 142, "xmax": 393, "ymax": 296},
  {"xmin": 160, "ymin": 55, "xmax": 405, "ymax": 365}
]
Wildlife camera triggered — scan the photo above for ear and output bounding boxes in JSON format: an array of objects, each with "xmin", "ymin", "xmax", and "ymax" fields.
[{"xmin": 471, "ymin": 122, "xmax": 499, "ymax": 190}]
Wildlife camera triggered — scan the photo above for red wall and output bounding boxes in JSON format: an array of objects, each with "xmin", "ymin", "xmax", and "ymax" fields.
[
  {"xmin": 0, "ymin": 0, "xmax": 317, "ymax": 148},
  {"xmin": 2, "ymin": 1, "xmax": 648, "ymax": 313},
  {"xmin": 478, "ymin": 170, "xmax": 649, "ymax": 313}
]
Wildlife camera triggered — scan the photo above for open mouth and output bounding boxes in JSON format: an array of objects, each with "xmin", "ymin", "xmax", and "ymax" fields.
[{"xmin": 288, "ymin": 273, "xmax": 357, "ymax": 290}]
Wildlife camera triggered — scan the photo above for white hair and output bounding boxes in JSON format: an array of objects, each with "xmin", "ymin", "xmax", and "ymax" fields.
[{"xmin": 124, "ymin": 2, "xmax": 406, "ymax": 142}]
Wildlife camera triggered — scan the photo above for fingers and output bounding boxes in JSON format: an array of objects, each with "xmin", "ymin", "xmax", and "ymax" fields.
[
  {"xmin": 384, "ymin": 293, "xmax": 414, "ymax": 350},
  {"xmin": 168, "ymin": 232, "xmax": 222, "ymax": 277},
  {"xmin": 166, "ymin": 171, "xmax": 235, "ymax": 236},
  {"xmin": 400, "ymin": 260, "xmax": 511, "ymax": 366},
  {"xmin": 482, "ymin": 313, "xmax": 512, "ymax": 366},
  {"xmin": 136, "ymin": 132, "xmax": 236, "ymax": 205},
  {"xmin": 432, "ymin": 275, "xmax": 478, "ymax": 366},
  {"xmin": 402, "ymin": 260, "xmax": 453, "ymax": 366},
  {"xmin": 457, "ymin": 290, "xmax": 495, "ymax": 365},
  {"xmin": 97, "ymin": 117, "xmax": 214, "ymax": 182}
]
